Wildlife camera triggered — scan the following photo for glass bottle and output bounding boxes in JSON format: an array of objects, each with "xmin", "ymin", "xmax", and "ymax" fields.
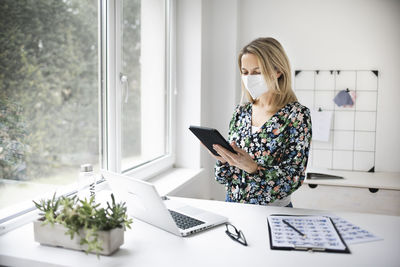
[{"xmin": 78, "ymin": 163, "xmax": 96, "ymax": 201}]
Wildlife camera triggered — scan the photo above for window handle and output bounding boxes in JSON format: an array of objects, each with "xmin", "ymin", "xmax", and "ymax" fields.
[{"xmin": 120, "ymin": 73, "xmax": 129, "ymax": 103}]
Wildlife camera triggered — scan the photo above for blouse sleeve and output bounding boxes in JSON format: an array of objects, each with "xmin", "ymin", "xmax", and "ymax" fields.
[
  {"xmin": 246, "ymin": 107, "xmax": 312, "ymax": 203},
  {"xmin": 214, "ymin": 105, "xmax": 241, "ymax": 185}
]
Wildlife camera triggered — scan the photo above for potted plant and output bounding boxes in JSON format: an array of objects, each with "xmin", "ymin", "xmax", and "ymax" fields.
[{"xmin": 33, "ymin": 193, "xmax": 132, "ymax": 256}]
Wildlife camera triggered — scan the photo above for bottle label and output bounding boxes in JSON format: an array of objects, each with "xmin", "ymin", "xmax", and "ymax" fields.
[{"xmin": 78, "ymin": 171, "xmax": 96, "ymax": 201}]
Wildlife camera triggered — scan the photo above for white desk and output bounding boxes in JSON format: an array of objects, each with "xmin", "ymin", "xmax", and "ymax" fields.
[
  {"xmin": 292, "ymin": 170, "xmax": 400, "ymax": 215},
  {"xmin": 1, "ymin": 196, "xmax": 399, "ymax": 267},
  {"xmin": 303, "ymin": 169, "xmax": 400, "ymax": 190}
]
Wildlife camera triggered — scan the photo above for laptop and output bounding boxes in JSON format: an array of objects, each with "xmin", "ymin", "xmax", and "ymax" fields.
[{"xmin": 101, "ymin": 170, "xmax": 228, "ymax": 237}]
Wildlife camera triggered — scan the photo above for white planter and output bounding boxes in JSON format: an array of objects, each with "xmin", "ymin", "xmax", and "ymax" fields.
[{"xmin": 33, "ymin": 220, "xmax": 124, "ymax": 255}]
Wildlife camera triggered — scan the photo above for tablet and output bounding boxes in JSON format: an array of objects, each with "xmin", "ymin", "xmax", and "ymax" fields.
[{"xmin": 189, "ymin": 125, "xmax": 237, "ymax": 156}]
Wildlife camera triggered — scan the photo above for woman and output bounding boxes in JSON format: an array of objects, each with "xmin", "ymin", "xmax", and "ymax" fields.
[{"xmin": 212, "ymin": 37, "xmax": 312, "ymax": 207}]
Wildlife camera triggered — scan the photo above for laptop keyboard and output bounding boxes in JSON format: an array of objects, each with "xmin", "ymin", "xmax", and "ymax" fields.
[{"xmin": 168, "ymin": 209, "xmax": 205, "ymax": 230}]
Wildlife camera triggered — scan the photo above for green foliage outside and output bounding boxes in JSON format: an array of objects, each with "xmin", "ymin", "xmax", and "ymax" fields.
[
  {"xmin": 0, "ymin": 0, "xmax": 141, "ymax": 181},
  {"xmin": 33, "ymin": 193, "xmax": 133, "ymax": 256},
  {"xmin": 0, "ymin": 98, "xmax": 29, "ymax": 179}
]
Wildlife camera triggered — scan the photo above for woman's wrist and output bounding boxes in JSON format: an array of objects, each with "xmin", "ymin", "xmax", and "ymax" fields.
[{"xmin": 247, "ymin": 162, "xmax": 259, "ymax": 174}]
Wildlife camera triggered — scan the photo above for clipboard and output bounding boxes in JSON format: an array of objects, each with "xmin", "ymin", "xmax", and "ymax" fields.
[{"xmin": 267, "ymin": 214, "xmax": 350, "ymax": 253}]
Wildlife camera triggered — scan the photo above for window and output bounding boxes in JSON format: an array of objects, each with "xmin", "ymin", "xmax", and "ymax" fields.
[
  {"xmin": 0, "ymin": 0, "xmax": 173, "ymax": 225},
  {"xmin": 105, "ymin": 0, "xmax": 174, "ymax": 177},
  {"xmin": 0, "ymin": 0, "xmax": 99, "ymax": 209},
  {"xmin": 120, "ymin": 0, "xmax": 172, "ymax": 173}
]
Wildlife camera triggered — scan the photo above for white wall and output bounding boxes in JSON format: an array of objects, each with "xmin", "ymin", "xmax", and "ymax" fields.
[
  {"xmin": 237, "ymin": 0, "xmax": 400, "ymax": 172},
  {"xmin": 175, "ymin": 0, "xmax": 400, "ymax": 200},
  {"xmin": 200, "ymin": 0, "xmax": 240, "ymax": 200},
  {"xmin": 174, "ymin": 0, "xmax": 240, "ymax": 200},
  {"xmin": 175, "ymin": 0, "xmax": 202, "ymax": 170},
  {"xmin": 174, "ymin": 0, "xmax": 212, "ymax": 199}
]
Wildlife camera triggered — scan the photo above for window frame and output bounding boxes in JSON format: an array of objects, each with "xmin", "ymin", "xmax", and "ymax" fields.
[{"xmin": 104, "ymin": 0, "xmax": 175, "ymax": 178}]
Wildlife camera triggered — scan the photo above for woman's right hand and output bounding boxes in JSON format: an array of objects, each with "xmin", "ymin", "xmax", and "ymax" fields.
[{"xmin": 200, "ymin": 142, "xmax": 227, "ymax": 163}]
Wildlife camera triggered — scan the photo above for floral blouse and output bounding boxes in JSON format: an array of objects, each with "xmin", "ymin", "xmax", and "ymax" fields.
[{"xmin": 214, "ymin": 101, "xmax": 312, "ymax": 205}]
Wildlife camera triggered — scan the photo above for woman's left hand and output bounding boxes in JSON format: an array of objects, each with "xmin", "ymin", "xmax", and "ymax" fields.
[{"xmin": 213, "ymin": 142, "xmax": 258, "ymax": 174}]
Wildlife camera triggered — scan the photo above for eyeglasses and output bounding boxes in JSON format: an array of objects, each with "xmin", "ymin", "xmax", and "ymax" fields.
[{"xmin": 225, "ymin": 223, "xmax": 248, "ymax": 246}]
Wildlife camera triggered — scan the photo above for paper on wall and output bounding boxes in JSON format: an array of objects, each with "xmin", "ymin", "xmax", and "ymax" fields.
[
  {"xmin": 310, "ymin": 109, "xmax": 333, "ymax": 142},
  {"xmin": 333, "ymin": 90, "xmax": 354, "ymax": 107}
]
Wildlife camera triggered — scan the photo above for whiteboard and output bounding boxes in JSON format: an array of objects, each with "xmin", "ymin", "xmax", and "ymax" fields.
[{"xmin": 294, "ymin": 70, "xmax": 378, "ymax": 172}]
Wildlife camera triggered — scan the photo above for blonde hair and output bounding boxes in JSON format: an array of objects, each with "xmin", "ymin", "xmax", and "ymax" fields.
[{"xmin": 238, "ymin": 37, "xmax": 297, "ymax": 112}]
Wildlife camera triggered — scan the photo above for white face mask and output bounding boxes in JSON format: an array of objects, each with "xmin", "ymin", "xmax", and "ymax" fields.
[{"xmin": 241, "ymin": 74, "xmax": 269, "ymax": 99}]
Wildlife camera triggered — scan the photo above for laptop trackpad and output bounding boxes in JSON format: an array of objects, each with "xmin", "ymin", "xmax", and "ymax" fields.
[{"xmin": 175, "ymin": 206, "xmax": 204, "ymax": 216}]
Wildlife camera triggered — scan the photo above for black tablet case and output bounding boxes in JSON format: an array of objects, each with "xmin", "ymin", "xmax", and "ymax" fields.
[{"xmin": 189, "ymin": 125, "xmax": 236, "ymax": 156}]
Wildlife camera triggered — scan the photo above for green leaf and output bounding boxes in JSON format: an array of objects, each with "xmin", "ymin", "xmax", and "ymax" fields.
[{"xmin": 33, "ymin": 192, "xmax": 132, "ymax": 256}]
